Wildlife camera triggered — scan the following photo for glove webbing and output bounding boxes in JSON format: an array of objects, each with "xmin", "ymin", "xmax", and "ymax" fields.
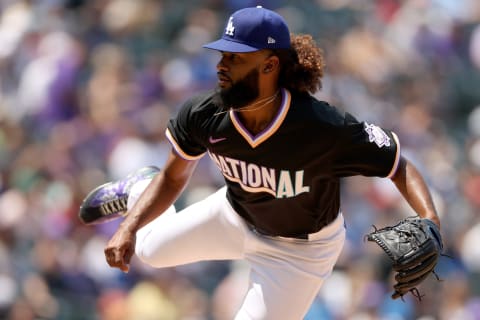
[{"xmin": 366, "ymin": 221, "xmax": 425, "ymax": 263}]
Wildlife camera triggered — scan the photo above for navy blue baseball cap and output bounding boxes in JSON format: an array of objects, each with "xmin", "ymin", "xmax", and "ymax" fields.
[{"xmin": 203, "ymin": 6, "xmax": 291, "ymax": 53}]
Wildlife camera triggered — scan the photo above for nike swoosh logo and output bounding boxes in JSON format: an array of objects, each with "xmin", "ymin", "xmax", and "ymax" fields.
[{"xmin": 209, "ymin": 136, "xmax": 227, "ymax": 144}]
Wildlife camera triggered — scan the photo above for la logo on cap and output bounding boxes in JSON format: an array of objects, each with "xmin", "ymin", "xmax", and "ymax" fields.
[
  {"xmin": 225, "ymin": 17, "xmax": 235, "ymax": 36},
  {"xmin": 202, "ymin": 6, "xmax": 291, "ymax": 52}
]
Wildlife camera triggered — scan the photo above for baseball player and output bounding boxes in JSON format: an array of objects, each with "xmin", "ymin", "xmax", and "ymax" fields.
[{"xmin": 79, "ymin": 6, "xmax": 441, "ymax": 319}]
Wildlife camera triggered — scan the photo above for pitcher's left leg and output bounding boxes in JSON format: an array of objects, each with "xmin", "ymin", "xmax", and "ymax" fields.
[
  {"xmin": 234, "ymin": 264, "xmax": 325, "ymax": 320},
  {"xmin": 236, "ymin": 215, "xmax": 346, "ymax": 320}
]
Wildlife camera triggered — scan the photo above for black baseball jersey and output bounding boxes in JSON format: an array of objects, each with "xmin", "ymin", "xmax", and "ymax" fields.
[{"xmin": 166, "ymin": 88, "xmax": 400, "ymax": 237}]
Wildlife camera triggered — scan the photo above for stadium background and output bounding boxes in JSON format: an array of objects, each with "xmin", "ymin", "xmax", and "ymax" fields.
[{"xmin": 0, "ymin": 0, "xmax": 480, "ymax": 319}]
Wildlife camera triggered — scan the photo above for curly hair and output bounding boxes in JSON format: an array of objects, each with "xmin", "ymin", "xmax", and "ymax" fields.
[{"xmin": 273, "ymin": 34, "xmax": 325, "ymax": 94}]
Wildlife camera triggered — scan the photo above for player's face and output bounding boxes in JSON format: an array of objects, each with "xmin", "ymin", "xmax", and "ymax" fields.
[
  {"xmin": 216, "ymin": 66, "xmax": 259, "ymax": 110},
  {"xmin": 214, "ymin": 51, "xmax": 268, "ymax": 109}
]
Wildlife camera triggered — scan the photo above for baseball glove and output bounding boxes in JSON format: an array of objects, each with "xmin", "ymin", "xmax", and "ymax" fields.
[{"xmin": 366, "ymin": 216, "xmax": 443, "ymax": 300}]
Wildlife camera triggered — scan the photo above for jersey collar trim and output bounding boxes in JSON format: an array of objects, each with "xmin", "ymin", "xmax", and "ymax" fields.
[{"xmin": 230, "ymin": 88, "xmax": 291, "ymax": 148}]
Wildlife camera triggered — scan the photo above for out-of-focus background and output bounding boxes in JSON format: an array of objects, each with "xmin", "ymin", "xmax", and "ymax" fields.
[{"xmin": 0, "ymin": 0, "xmax": 479, "ymax": 319}]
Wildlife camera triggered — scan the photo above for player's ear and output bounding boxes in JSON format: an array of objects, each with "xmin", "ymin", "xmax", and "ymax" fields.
[
  {"xmin": 262, "ymin": 56, "xmax": 279, "ymax": 74},
  {"xmin": 263, "ymin": 63, "xmax": 273, "ymax": 73}
]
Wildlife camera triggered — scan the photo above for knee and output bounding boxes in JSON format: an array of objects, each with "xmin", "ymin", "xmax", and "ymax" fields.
[
  {"xmin": 134, "ymin": 234, "xmax": 175, "ymax": 268},
  {"xmin": 134, "ymin": 205, "xmax": 176, "ymax": 266},
  {"xmin": 135, "ymin": 228, "xmax": 152, "ymax": 264}
]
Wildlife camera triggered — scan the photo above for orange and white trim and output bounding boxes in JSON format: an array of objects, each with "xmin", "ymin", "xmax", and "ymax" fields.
[
  {"xmin": 386, "ymin": 132, "xmax": 401, "ymax": 178},
  {"xmin": 165, "ymin": 128, "xmax": 206, "ymax": 161}
]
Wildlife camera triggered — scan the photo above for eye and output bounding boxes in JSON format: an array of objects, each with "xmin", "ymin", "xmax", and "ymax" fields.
[{"xmin": 223, "ymin": 53, "xmax": 241, "ymax": 62}]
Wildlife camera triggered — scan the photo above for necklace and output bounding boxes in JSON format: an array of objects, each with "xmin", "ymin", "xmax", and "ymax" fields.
[{"xmin": 214, "ymin": 90, "xmax": 280, "ymax": 116}]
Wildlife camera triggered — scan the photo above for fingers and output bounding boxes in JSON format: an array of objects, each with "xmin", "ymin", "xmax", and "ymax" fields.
[
  {"xmin": 395, "ymin": 254, "xmax": 438, "ymax": 283},
  {"xmin": 104, "ymin": 230, "xmax": 136, "ymax": 273},
  {"xmin": 105, "ymin": 246, "xmax": 132, "ymax": 273}
]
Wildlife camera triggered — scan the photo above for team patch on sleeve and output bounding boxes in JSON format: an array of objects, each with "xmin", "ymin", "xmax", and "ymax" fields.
[{"xmin": 364, "ymin": 122, "xmax": 390, "ymax": 148}]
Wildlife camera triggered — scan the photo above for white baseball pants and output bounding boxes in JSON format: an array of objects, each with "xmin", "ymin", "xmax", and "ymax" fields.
[{"xmin": 129, "ymin": 180, "xmax": 345, "ymax": 320}]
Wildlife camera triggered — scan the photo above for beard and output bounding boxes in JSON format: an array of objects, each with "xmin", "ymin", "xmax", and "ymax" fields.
[{"xmin": 213, "ymin": 67, "xmax": 260, "ymax": 112}]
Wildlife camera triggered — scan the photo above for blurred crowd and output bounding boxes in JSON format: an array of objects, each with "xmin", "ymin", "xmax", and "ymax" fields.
[{"xmin": 1, "ymin": 0, "xmax": 480, "ymax": 319}]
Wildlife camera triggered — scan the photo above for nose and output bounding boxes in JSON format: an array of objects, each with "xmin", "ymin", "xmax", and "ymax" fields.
[{"xmin": 216, "ymin": 57, "xmax": 228, "ymax": 72}]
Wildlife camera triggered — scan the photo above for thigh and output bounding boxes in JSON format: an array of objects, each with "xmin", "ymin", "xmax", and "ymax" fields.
[
  {"xmin": 235, "ymin": 215, "xmax": 346, "ymax": 320},
  {"xmin": 235, "ymin": 266, "xmax": 323, "ymax": 320},
  {"xmin": 134, "ymin": 187, "xmax": 248, "ymax": 268}
]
